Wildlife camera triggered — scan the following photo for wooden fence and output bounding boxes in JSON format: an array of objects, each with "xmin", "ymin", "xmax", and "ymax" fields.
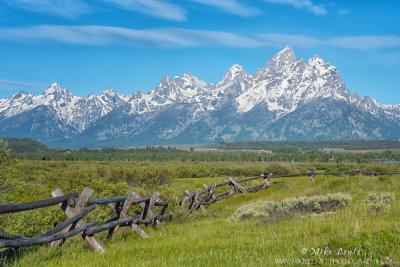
[
  {"xmin": 0, "ymin": 187, "xmax": 170, "ymax": 259},
  {"xmin": 1, "ymin": 169, "xmax": 400, "ymax": 261},
  {"xmin": 180, "ymin": 169, "xmax": 400, "ymax": 212}
]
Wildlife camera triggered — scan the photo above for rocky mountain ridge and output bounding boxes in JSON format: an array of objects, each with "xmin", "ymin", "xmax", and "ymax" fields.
[{"xmin": 1, "ymin": 45, "xmax": 399, "ymax": 147}]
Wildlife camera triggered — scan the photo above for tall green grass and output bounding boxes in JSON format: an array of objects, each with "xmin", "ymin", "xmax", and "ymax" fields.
[{"xmin": 3, "ymin": 171, "xmax": 400, "ymax": 266}]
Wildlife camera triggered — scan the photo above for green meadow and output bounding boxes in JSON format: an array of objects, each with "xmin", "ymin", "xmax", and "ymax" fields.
[{"xmin": 1, "ymin": 158, "xmax": 399, "ymax": 266}]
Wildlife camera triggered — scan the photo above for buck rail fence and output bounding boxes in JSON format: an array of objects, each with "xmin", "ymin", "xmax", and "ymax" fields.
[
  {"xmin": 0, "ymin": 187, "xmax": 170, "ymax": 259},
  {"xmin": 180, "ymin": 169, "xmax": 400, "ymax": 212}
]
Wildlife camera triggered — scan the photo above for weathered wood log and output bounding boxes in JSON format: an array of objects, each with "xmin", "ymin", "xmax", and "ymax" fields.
[
  {"xmin": 104, "ymin": 215, "xmax": 119, "ymax": 224},
  {"xmin": 139, "ymin": 213, "xmax": 159, "ymax": 225},
  {"xmin": 0, "ymin": 193, "xmax": 78, "ymax": 215},
  {"xmin": 42, "ymin": 204, "xmax": 97, "ymax": 237},
  {"xmin": 104, "ymin": 191, "xmax": 136, "ymax": 241},
  {"xmin": 87, "ymin": 212, "xmax": 166, "ymax": 236},
  {"xmin": 157, "ymin": 213, "xmax": 171, "ymax": 221},
  {"xmin": 180, "ymin": 196, "xmax": 188, "ymax": 207},
  {"xmin": 135, "ymin": 192, "xmax": 162, "ymax": 228},
  {"xmin": 182, "ymin": 189, "xmax": 201, "ymax": 208},
  {"xmin": 188, "ymin": 189, "xmax": 199, "ymax": 210},
  {"xmin": 262, "ymin": 173, "xmax": 273, "ymax": 188},
  {"xmin": 160, "ymin": 201, "xmax": 169, "ymax": 217},
  {"xmin": 149, "ymin": 193, "xmax": 163, "ymax": 229},
  {"xmin": 130, "ymin": 223, "xmax": 149, "ymax": 238},
  {"xmin": 140, "ymin": 198, "xmax": 150, "ymax": 220},
  {"xmin": 154, "ymin": 200, "xmax": 169, "ymax": 207},
  {"xmin": 112, "ymin": 192, "xmax": 149, "ymax": 239},
  {"xmin": 0, "ymin": 220, "xmax": 98, "ymax": 249},
  {"xmin": 86, "ymin": 216, "xmax": 139, "ymax": 236},
  {"xmin": 229, "ymin": 177, "xmax": 247, "ymax": 194},
  {"xmin": 51, "ymin": 188, "xmax": 105, "ymax": 253},
  {"xmin": 51, "ymin": 188, "xmax": 92, "ymax": 247},
  {"xmin": 191, "ymin": 191, "xmax": 214, "ymax": 212},
  {"xmin": 68, "ymin": 195, "xmax": 151, "ymax": 206},
  {"xmin": 309, "ymin": 171, "xmax": 317, "ymax": 182},
  {"xmin": 246, "ymin": 184, "xmax": 270, "ymax": 193},
  {"xmin": 0, "ymin": 247, "xmax": 17, "ymax": 260},
  {"xmin": 0, "ymin": 232, "xmax": 26, "ymax": 240}
]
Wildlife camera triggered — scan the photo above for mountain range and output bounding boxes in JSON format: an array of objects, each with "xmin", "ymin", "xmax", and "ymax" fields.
[{"xmin": 1, "ymin": 46, "xmax": 399, "ymax": 148}]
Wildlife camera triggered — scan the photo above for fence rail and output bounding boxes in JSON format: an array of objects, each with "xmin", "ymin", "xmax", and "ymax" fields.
[
  {"xmin": 180, "ymin": 170, "xmax": 400, "ymax": 212},
  {"xmin": 0, "ymin": 187, "xmax": 170, "ymax": 259},
  {"xmin": 1, "ymin": 169, "xmax": 399, "ymax": 261}
]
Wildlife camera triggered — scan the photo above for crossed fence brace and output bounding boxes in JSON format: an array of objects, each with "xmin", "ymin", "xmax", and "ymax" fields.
[
  {"xmin": 180, "ymin": 173, "xmax": 274, "ymax": 212},
  {"xmin": 180, "ymin": 169, "xmax": 400, "ymax": 212},
  {"xmin": 0, "ymin": 187, "xmax": 170, "ymax": 257}
]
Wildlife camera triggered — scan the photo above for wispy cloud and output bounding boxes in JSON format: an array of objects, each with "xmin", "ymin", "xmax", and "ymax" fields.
[
  {"xmin": 0, "ymin": 25, "xmax": 261, "ymax": 47},
  {"xmin": 262, "ymin": 0, "xmax": 327, "ymax": 15},
  {"xmin": 337, "ymin": 9, "xmax": 349, "ymax": 16},
  {"xmin": 1, "ymin": 0, "xmax": 90, "ymax": 19},
  {"xmin": 190, "ymin": 0, "xmax": 260, "ymax": 17},
  {"xmin": 328, "ymin": 36, "xmax": 400, "ymax": 50},
  {"xmin": 103, "ymin": 0, "xmax": 187, "ymax": 21},
  {"xmin": 0, "ymin": 25, "xmax": 399, "ymax": 50},
  {"xmin": 0, "ymin": 78, "xmax": 45, "ymax": 92}
]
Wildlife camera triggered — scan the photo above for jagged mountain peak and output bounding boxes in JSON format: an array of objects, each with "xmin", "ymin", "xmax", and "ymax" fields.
[
  {"xmin": 308, "ymin": 55, "xmax": 326, "ymax": 67},
  {"xmin": 100, "ymin": 87, "xmax": 119, "ymax": 96},
  {"xmin": 160, "ymin": 74, "xmax": 171, "ymax": 84},
  {"xmin": 226, "ymin": 64, "xmax": 247, "ymax": 78},
  {"xmin": 217, "ymin": 64, "xmax": 249, "ymax": 86},
  {"xmin": 266, "ymin": 45, "xmax": 296, "ymax": 69},
  {"xmin": 1, "ymin": 45, "xmax": 399, "ymax": 146},
  {"xmin": 42, "ymin": 83, "xmax": 71, "ymax": 99},
  {"xmin": 11, "ymin": 91, "xmax": 30, "ymax": 99}
]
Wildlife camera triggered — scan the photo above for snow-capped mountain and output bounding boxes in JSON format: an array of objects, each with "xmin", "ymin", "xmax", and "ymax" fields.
[{"xmin": 1, "ymin": 46, "xmax": 399, "ymax": 147}]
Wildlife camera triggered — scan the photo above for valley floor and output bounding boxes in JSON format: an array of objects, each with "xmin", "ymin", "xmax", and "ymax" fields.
[{"xmin": 3, "ymin": 171, "xmax": 400, "ymax": 266}]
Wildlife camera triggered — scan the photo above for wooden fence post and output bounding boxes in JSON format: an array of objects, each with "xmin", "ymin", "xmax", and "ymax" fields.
[
  {"xmin": 263, "ymin": 173, "xmax": 273, "ymax": 188},
  {"xmin": 51, "ymin": 188, "xmax": 104, "ymax": 253},
  {"xmin": 137, "ymin": 192, "xmax": 163, "ymax": 229},
  {"xmin": 229, "ymin": 177, "xmax": 247, "ymax": 194},
  {"xmin": 104, "ymin": 191, "xmax": 136, "ymax": 241},
  {"xmin": 309, "ymin": 171, "xmax": 317, "ymax": 182}
]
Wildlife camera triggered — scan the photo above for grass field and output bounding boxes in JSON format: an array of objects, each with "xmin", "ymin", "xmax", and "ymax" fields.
[{"xmin": 2, "ymin": 163, "xmax": 400, "ymax": 266}]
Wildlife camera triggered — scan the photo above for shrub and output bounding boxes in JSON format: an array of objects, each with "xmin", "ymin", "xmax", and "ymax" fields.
[
  {"xmin": 363, "ymin": 193, "xmax": 394, "ymax": 212},
  {"xmin": 264, "ymin": 163, "xmax": 290, "ymax": 175},
  {"xmin": 231, "ymin": 193, "xmax": 352, "ymax": 222}
]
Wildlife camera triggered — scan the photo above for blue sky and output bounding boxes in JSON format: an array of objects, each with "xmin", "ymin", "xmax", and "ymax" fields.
[{"xmin": 0, "ymin": 0, "xmax": 399, "ymax": 104}]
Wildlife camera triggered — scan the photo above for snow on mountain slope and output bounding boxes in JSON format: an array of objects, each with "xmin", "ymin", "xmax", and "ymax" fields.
[
  {"xmin": 0, "ymin": 45, "xmax": 399, "ymax": 146},
  {"xmin": 0, "ymin": 83, "xmax": 129, "ymax": 132},
  {"xmin": 236, "ymin": 46, "xmax": 351, "ymax": 118}
]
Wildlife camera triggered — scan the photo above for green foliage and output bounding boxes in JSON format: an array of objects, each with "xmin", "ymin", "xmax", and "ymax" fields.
[
  {"xmin": 6, "ymin": 138, "xmax": 400, "ymax": 163},
  {"xmin": 1, "ymin": 137, "xmax": 51, "ymax": 153},
  {"xmin": 263, "ymin": 163, "xmax": 290, "ymax": 175},
  {"xmin": 3, "ymin": 206, "xmax": 65, "ymax": 237},
  {"xmin": 363, "ymin": 192, "xmax": 394, "ymax": 212},
  {"xmin": 2, "ymin": 162, "xmax": 400, "ymax": 266},
  {"xmin": 0, "ymin": 139, "xmax": 21, "ymax": 204},
  {"xmin": 231, "ymin": 193, "xmax": 352, "ymax": 222},
  {"xmin": 0, "ymin": 139, "xmax": 11, "ymax": 164}
]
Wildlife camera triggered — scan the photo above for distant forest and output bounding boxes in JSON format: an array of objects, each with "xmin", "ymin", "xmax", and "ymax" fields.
[
  {"xmin": 1, "ymin": 137, "xmax": 399, "ymax": 163},
  {"xmin": 210, "ymin": 140, "xmax": 400, "ymax": 151}
]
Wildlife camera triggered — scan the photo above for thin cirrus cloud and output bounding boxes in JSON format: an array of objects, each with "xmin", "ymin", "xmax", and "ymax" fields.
[
  {"xmin": 189, "ymin": 0, "xmax": 261, "ymax": 17},
  {"xmin": 262, "ymin": 0, "xmax": 327, "ymax": 15},
  {"xmin": 102, "ymin": 0, "xmax": 187, "ymax": 21},
  {"xmin": 0, "ymin": 25, "xmax": 399, "ymax": 50},
  {"xmin": 0, "ymin": 25, "xmax": 262, "ymax": 47},
  {"xmin": 1, "ymin": 0, "xmax": 91, "ymax": 19},
  {"xmin": 328, "ymin": 36, "xmax": 400, "ymax": 50},
  {"xmin": 0, "ymin": 78, "xmax": 45, "ymax": 91}
]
